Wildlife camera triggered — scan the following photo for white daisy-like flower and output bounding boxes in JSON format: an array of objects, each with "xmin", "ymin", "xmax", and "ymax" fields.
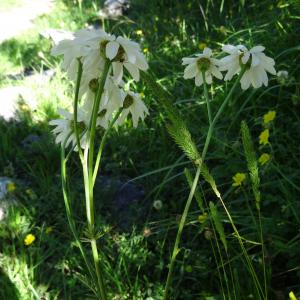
[
  {"xmin": 105, "ymin": 36, "xmax": 149, "ymax": 83},
  {"xmin": 49, "ymin": 108, "xmax": 89, "ymax": 149},
  {"xmin": 220, "ymin": 44, "xmax": 276, "ymax": 90},
  {"xmin": 117, "ymin": 91, "xmax": 148, "ymax": 127},
  {"xmin": 51, "ymin": 32, "xmax": 90, "ymax": 82},
  {"xmin": 182, "ymin": 47, "xmax": 222, "ymax": 86},
  {"xmin": 82, "ymin": 77, "xmax": 124, "ymax": 129}
]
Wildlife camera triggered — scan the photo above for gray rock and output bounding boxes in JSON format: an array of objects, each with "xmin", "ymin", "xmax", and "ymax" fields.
[
  {"xmin": 98, "ymin": 0, "xmax": 130, "ymax": 19},
  {"xmin": 94, "ymin": 176, "xmax": 148, "ymax": 231},
  {"xmin": 0, "ymin": 177, "xmax": 15, "ymax": 221}
]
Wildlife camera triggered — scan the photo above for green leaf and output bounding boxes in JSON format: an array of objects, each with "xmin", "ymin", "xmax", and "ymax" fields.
[
  {"xmin": 241, "ymin": 121, "xmax": 261, "ymax": 210},
  {"xmin": 209, "ymin": 201, "xmax": 227, "ymax": 251}
]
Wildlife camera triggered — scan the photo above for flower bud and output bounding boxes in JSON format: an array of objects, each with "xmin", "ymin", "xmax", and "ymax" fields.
[
  {"xmin": 98, "ymin": 109, "xmax": 107, "ymax": 118},
  {"xmin": 123, "ymin": 94, "xmax": 134, "ymax": 108},
  {"xmin": 89, "ymin": 78, "xmax": 99, "ymax": 92}
]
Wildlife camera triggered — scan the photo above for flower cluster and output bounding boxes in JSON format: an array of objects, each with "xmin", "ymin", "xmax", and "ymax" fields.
[
  {"xmin": 183, "ymin": 45, "xmax": 276, "ymax": 90},
  {"xmin": 50, "ymin": 28, "xmax": 149, "ymax": 149}
]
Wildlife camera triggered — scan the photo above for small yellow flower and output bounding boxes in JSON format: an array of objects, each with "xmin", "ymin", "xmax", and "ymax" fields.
[
  {"xmin": 135, "ymin": 29, "xmax": 143, "ymax": 36},
  {"xmin": 259, "ymin": 129, "xmax": 269, "ymax": 145},
  {"xmin": 7, "ymin": 182, "xmax": 16, "ymax": 193},
  {"xmin": 263, "ymin": 110, "xmax": 276, "ymax": 124},
  {"xmin": 185, "ymin": 265, "xmax": 193, "ymax": 273},
  {"xmin": 45, "ymin": 227, "xmax": 53, "ymax": 234},
  {"xmin": 24, "ymin": 234, "xmax": 36, "ymax": 246},
  {"xmin": 143, "ymin": 48, "xmax": 148, "ymax": 54},
  {"xmin": 198, "ymin": 213, "xmax": 208, "ymax": 223},
  {"xmin": 289, "ymin": 291, "xmax": 297, "ymax": 300},
  {"xmin": 198, "ymin": 42, "xmax": 207, "ymax": 50},
  {"xmin": 232, "ymin": 173, "xmax": 246, "ymax": 187},
  {"xmin": 258, "ymin": 153, "xmax": 270, "ymax": 165},
  {"xmin": 140, "ymin": 92, "xmax": 145, "ymax": 98}
]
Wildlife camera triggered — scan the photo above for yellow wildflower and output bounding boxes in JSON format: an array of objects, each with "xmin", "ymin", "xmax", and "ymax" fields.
[
  {"xmin": 143, "ymin": 48, "xmax": 148, "ymax": 54},
  {"xmin": 258, "ymin": 153, "xmax": 270, "ymax": 165},
  {"xmin": 198, "ymin": 42, "xmax": 207, "ymax": 50},
  {"xmin": 7, "ymin": 182, "xmax": 16, "ymax": 193},
  {"xmin": 185, "ymin": 265, "xmax": 193, "ymax": 273},
  {"xmin": 259, "ymin": 129, "xmax": 269, "ymax": 145},
  {"xmin": 289, "ymin": 291, "xmax": 297, "ymax": 300},
  {"xmin": 198, "ymin": 213, "xmax": 208, "ymax": 223},
  {"xmin": 45, "ymin": 227, "xmax": 53, "ymax": 234},
  {"xmin": 135, "ymin": 29, "xmax": 143, "ymax": 36},
  {"xmin": 263, "ymin": 110, "xmax": 276, "ymax": 124},
  {"xmin": 24, "ymin": 233, "xmax": 36, "ymax": 246},
  {"xmin": 140, "ymin": 92, "xmax": 145, "ymax": 98},
  {"xmin": 232, "ymin": 173, "xmax": 246, "ymax": 187}
]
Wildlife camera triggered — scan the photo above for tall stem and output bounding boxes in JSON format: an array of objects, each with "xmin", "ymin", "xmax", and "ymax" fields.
[
  {"xmin": 92, "ymin": 108, "xmax": 123, "ymax": 185},
  {"xmin": 163, "ymin": 68, "xmax": 246, "ymax": 300},
  {"xmin": 61, "ymin": 144, "xmax": 98, "ymax": 294},
  {"xmin": 73, "ymin": 59, "xmax": 84, "ymax": 160},
  {"xmin": 85, "ymin": 59, "xmax": 111, "ymax": 300}
]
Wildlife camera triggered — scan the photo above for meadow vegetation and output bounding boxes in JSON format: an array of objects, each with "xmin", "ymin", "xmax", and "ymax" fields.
[{"xmin": 0, "ymin": 0, "xmax": 300, "ymax": 299}]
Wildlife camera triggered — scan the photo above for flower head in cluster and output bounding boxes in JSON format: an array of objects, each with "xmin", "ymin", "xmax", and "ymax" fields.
[
  {"xmin": 232, "ymin": 172, "xmax": 246, "ymax": 187},
  {"xmin": 117, "ymin": 91, "xmax": 149, "ymax": 127},
  {"xmin": 259, "ymin": 129, "xmax": 269, "ymax": 145},
  {"xmin": 258, "ymin": 153, "xmax": 270, "ymax": 166},
  {"xmin": 263, "ymin": 110, "xmax": 276, "ymax": 124},
  {"xmin": 52, "ymin": 27, "xmax": 148, "ymax": 92},
  {"xmin": 220, "ymin": 45, "xmax": 276, "ymax": 90},
  {"xmin": 182, "ymin": 47, "xmax": 222, "ymax": 86},
  {"xmin": 50, "ymin": 28, "xmax": 149, "ymax": 148},
  {"xmin": 49, "ymin": 108, "xmax": 89, "ymax": 149},
  {"xmin": 105, "ymin": 36, "xmax": 149, "ymax": 83}
]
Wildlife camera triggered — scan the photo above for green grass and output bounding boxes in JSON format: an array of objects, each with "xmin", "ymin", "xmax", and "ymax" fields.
[{"xmin": 0, "ymin": 0, "xmax": 300, "ymax": 299}]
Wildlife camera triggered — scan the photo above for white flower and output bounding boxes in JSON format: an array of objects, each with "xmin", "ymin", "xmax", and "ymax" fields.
[
  {"xmin": 182, "ymin": 47, "xmax": 222, "ymax": 86},
  {"xmin": 49, "ymin": 108, "xmax": 89, "ymax": 149},
  {"xmin": 220, "ymin": 44, "xmax": 276, "ymax": 90},
  {"xmin": 106, "ymin": 36, "xmax": 149, "ymax": 83},
  {"xmin": 117, "ymin": 91, "xmax": 148, "ymax": 127},
  {"xmin": 51, "ymin": 34, "xmax": 87, "ymax": 81},
  {"xmin": 82, "ymin": 77, "xmax": 125, "ymax": 129}
]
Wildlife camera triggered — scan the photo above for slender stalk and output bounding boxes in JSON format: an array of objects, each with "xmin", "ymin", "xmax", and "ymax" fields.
[
  {"xmin": 202, "ymin": 71, "xmax": 212, "ymax": 125},
  {"xmin": 258, "ymin": 209, "xmax": 268, "ymax": 299},
  {"xmin": 163, "ymin": 166, "xmax": 202, "ymax": 300},
  {"xmin": 85, "ymin": 59, "xmax": 111, "ymax": 300},
  {"xmin": 60, "ymin": 144, "xmax": 98, "ymax": 294},
  {"xmin": 163, "ymin": 67, "xmax": 247, "ymax": 300},
  {"xmin": 92, "ymin": 108, "xmax": 123, "ymax": 185},
  {"xmin": 73, "ymin": 59, "xmax": 84, "ymax": 160}
]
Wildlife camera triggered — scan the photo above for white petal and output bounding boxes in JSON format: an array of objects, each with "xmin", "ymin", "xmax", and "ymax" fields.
[
  {"xmin": 203, "ymin": 47, "xmax": 212, "ymax": 57},
  {"xmin": 195, "ymin": 73, "xmax": 203, "ymax": 86},
  {"xmin": 183, "ymin": 63, "xmax": 198, "ymax": 79},
  {"xmin": 250, "ymin": 46, "xmax": 265, "ymax": 53},
  {"xmin": 124, "ymin": 62, "xmax": 140, "ymax": 81},
  {"xmin": 106, "ymin": 41, "xmax": 120, "ymax": 60}
]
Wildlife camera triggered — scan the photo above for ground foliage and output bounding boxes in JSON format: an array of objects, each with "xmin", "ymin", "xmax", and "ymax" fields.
[{"xmin": 0, "ymin": 0, "xmax": 300, "ymax": 299}]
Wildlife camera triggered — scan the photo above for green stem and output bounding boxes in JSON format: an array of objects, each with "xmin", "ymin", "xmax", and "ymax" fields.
[
  {"xmin": 60, "ymin": 143, "xmax": 98, "ymax": 293},
  {"xmin": 73, "ymin": 59, "xmax": 84, "ymax": 160},
  {"xmin": 85, "ymin": 59, "xmax": 111, "ymax": 300},
  {"xmin": 202, "ymin": 71, "xmax": 212, "ymax": 125},
  {"xmin": 92, "ymin": 108, "xmax": 123, "ymax": 185},
  {"xmin": 163, "ymin": 166, "xmax": 202, "ymax": 300},
  {"xmin": 163, "ymin": 67, "xmax": 246, "ymax": 300}
]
